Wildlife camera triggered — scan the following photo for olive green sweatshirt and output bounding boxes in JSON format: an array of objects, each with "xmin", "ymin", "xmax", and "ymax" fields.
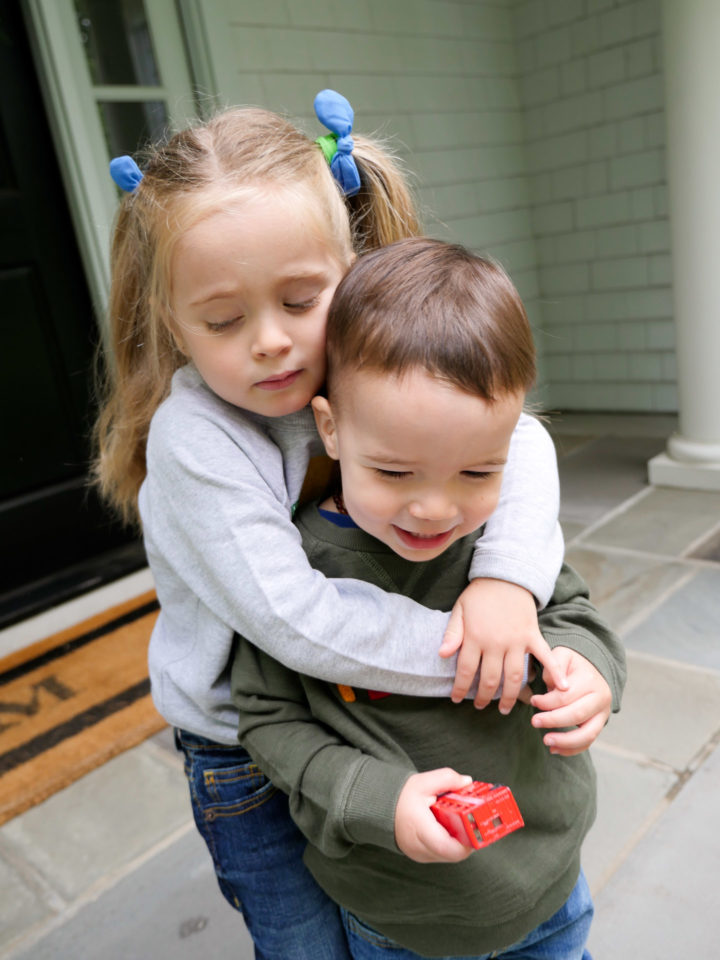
[{"xmin": 231, "ymin": 504, "xmax": 626, "ymax": 957}]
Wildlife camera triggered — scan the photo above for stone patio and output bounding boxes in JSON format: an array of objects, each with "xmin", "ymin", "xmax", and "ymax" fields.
[{"xmin": 1, "ymin": 413, "xmax": 718, "ymax": 959}]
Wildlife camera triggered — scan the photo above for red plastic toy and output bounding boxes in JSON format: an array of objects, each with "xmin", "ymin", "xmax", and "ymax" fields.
[{"xmin": 431, "ymin": 780, "xmax": 524, "ymax": 850}]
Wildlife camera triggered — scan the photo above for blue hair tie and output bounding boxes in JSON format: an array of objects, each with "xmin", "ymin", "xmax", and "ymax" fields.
[
  {"xmin": 110, "ymin": 155, "xmax": 143, "ymax": 192},
  {"xmin": 314, "ymin": 89, "xmax": 361, "ymax": 197}
]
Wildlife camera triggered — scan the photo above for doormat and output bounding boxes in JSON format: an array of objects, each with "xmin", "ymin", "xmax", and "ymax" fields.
[{"xmin": 0, "ymin": 591, "xmax": 165, "ymax": 826}]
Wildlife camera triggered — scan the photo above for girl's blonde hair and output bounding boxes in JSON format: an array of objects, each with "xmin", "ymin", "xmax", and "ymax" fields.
[{"xmin": 93, "ymin": 106, "xmax": 420, "ymax": 524}]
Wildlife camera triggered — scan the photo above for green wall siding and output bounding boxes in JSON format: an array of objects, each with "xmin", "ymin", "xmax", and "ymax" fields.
[{"xmin": 193, "ymin": 0, "xmax": 673, "ymax": 412}]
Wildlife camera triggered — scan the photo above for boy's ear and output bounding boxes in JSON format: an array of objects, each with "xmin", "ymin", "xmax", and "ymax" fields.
[{"xmin": 311, "ymin": 396, "xmax": 340, "ymax": 460}]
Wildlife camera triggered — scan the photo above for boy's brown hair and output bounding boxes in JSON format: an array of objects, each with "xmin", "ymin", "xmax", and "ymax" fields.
[{"xmin": 325, "ymin": 237, "xmax": 536, "ymax": 402}]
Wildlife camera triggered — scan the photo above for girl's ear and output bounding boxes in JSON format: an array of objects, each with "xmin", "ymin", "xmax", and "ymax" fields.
[
  {"xmin": 169, "ymin": 326, "xmax": 189, "ymax": 357},
  {"xmin": 153, "ymin": 295, "xmax": 189, "ymax": 356},
  {"xmin": 311, "ymin": 396, "xmax": 339, "ymax": 459}
]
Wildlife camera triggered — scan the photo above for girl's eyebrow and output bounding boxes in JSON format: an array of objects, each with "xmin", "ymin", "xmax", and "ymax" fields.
[
  {"xmin": 364, "ymin": 454, "xmax": 508, "ymax": 468},
  {"xmin": 189, "ymin": 271, "xmax": 330, "ymax": 307},
  {"xmin": 281, "ymin": 269, "xmax": 331, "ymax": 284},
  {"xmin": 189, "ymin": 287, "xmax": 240, "ymax": 307}
]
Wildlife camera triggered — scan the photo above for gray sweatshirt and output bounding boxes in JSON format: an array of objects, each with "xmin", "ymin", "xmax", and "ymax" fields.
[{"xmin": 139, "ymin": 364, "xmax": 564, "ymax": 743}]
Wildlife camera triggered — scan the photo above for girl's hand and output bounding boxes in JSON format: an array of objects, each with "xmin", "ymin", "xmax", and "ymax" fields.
[
  {"xmin": 394, "ymin": 769, "xmax": 475, "ymax": 863},
  {"xmin": 530, "ymin": 646, "xmax": 612, "ymax": 756},
  {"xmin": 439, "ymin": 578, "xmax": 568, "ymax": 713}
]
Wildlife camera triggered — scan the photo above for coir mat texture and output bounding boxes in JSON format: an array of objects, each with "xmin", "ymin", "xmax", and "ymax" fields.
[{"xmin": 0, "ymin": 591, "xmax": 165, "ymax": 826}]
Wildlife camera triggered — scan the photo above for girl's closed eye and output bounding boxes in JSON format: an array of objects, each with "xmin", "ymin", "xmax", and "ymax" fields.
[
  {"xmin": 374, "ymin": 468, "xmax": 411, "ymax": 480},
  {"xmin": 205, "ymin": 315, "xmax": 244, "ymax": 333},
  {"xmin": 284, "ymin": 294, "xmax": 321, "ymax": 312},
  {"xmin": 462, "ymin": 471, "xmax": 493, "ymax": 480}
]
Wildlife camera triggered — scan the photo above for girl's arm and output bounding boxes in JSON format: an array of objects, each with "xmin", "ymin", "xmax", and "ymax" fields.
[
  {"xmin": 444, "ymin": 414, "xmax": 567, "ymax": 711},
  {"xmin": 142, "ymin": 400, "xmax": 456, "ymax": 695}
]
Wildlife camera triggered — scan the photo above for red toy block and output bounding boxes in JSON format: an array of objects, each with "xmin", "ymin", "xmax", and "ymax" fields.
[{"xmin": 431, "ymin": 780, "xmax": 524, "ymax": 850}]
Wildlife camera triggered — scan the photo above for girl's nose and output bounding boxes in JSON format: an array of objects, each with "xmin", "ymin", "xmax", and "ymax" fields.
[
  {"xmin": 251, "ymin": 316, "xmax": 293, "ymax": 359},
  {"xmin": 407, "ymin": 493, "xmax": 459, "ymax": 522}
]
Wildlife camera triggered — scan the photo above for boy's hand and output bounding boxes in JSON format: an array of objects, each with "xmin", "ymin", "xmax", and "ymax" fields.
[
  {"xmin": 439, "ymin": 578, "xmax": 568, "ymax": 713},
  {"xmin": 530, "ymin": 645, "xmax": 612, "ymax": 755},
  {"xmin": 395, "ymin": 769, "xmax": 475, "ymax": 863}
]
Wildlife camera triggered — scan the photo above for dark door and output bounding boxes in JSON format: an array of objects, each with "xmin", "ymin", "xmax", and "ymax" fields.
[{"xmin": 0, "ymin": 1, "xmax": 145, "ymax": 629}]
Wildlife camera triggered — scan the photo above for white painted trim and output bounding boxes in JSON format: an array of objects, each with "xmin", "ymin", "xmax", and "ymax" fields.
[
  {"xmin": 177, "ymin": 0, "xmax": 236, "ymax": 111},
  {"xmin": 648, "ymin": 452, "xmax": 720, "ymax": 491},
  {"xmin": 176, "ymin": 0, "xmax": 223, "ymax": 116},
  {"xmin": 22, "ymin": 0, "xmax": 200, "ymax": 343},
  {"xmin": 23, "ymin": 0, "xmax": 116, "ymax": 328},
  {"xmin": 144, "ymin": 0, "xmax": 199, "ymax": 129}
]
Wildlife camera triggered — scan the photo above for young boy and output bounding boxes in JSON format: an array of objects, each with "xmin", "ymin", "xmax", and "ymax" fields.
[{"xmin": 230, "ymin": 238, "xmax": 626, "ymax": 958}]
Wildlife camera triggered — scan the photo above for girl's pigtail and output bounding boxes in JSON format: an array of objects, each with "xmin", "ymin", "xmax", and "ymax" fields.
[
  {"xmin": 345, "ymin": 135, "xmax": 421, "ymax": 252},
  {"xmin": 92, "ymin": 196, "xmax": 183, "ymax": 525}
]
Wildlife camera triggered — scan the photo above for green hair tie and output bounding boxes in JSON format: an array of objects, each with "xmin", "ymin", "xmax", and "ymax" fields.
[{"xmin": 315, "ymin": 133, "xmax": 338, "ymax": 165}]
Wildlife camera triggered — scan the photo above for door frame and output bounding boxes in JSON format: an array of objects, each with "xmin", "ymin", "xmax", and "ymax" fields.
[{"xmin": 21, "ymin": 0, "xmax": 200, "ymax": 336}]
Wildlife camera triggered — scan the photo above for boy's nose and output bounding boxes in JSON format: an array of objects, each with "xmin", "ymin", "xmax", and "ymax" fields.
[
  {"xmin": 407, "ymin": 494, "xmax": 459, "ymax": 522},
  {"xmin": 251, "ymin": 316, "xmax": 293, "ymax": 358}
]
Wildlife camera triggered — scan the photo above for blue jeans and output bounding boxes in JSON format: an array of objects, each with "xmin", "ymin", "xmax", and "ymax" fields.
[
  {"xmin": 342, "ymin": 870, "xmax": 594, "ymax": 960},
  {"xmin": 175, "ymin": 729, "xmax": 351, "ymax": 959}
]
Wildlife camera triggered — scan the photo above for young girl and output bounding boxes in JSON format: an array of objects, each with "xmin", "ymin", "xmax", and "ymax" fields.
[{"xmin": 94, "ymin": 91, "xmax": 565, "ymax": 958}]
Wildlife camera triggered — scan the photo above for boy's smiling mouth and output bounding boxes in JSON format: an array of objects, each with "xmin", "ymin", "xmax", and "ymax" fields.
[{"xmin": 392, "ymin": 526, "xmax": 455, "ymax": 550}]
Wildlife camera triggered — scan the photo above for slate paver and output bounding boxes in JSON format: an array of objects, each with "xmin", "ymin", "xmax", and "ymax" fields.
[
  {"xmin": 589, "ymin": 741, "xmax": 720, "ymax": 959},
  {"xmin": 8, "ymin": 827, "xmax": 252, "ymax": 960},
  {"xmin": 623, "ymin": 567, "xmax": 720, "ymax": 672},
  {"xmin": 564, "ymin": 545, "xmax": 687, "ymax": 633},
  {"xmin": 599, "ymin": 651, "xmax": 720, "ymax": 771},
  {"xmin": 2, "ymin": 419, "xmax": 720, "ymax": 960},
  {"xmin": 582, "ymin": 747, "xmax": 677, "ymax": 893},
  {"xmin": 584, "ymin": 486, "xmax": 720, "ymax": 556},
  {"xmin": 1, "ymin": 745, "xmax": 190, "ymax": 902}
]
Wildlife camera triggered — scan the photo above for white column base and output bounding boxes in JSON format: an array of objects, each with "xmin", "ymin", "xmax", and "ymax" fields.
[{"xmin": 648, "ymin": 452, "xmax": 720, "ymax": 491}]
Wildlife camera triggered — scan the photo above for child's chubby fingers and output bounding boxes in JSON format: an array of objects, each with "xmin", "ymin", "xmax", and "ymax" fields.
[
  {"xmin": 438, "ymin": 603, "xmax": 464, "ymax": 658},
  {"xmin": 450, "ymin": 644, "xmax": 485, "ymax": 703},
  {"xmin": 494, "ymin": 649, "xmax": 527, "ymax": 715},
  {"xmin": 541, "ymin": 712, "xmax": 608, "ymax": 756},
  {"xmin": 529, "ymin": 686, "xmax": 571, "ymax": 714},
  {"xmin": 395, "ymin": 769, "xmax": 475, "ymax": 862},
  {"xmin": 531, "ymin": 692, "xmax": 599, "ymax": 732},
  {"xmin": 527, "ymin": 637, "xmax": 569, "ymax": 694},
  {"xmin": 470, "ymin": 651, "xmax": 504, "ymax": 710},
  {"xmin": 414, "ymin": 821, "xmax": 474, "ymax": 863}
]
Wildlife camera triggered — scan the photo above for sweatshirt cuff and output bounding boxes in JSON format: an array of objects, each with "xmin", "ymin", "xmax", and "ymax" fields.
[
  {"xmin": 342, "ymin": 757, "xmax": 414, "ymax": 853},
  {"xmin": 543, "ymin": 629, "xmax": 623, "ymax": 712},
  {"xmin": 468, "ymin": 554, "xmax": 559, "ymax": 610}
]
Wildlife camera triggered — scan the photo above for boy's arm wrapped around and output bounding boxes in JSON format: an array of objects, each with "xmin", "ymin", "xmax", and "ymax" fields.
[{"xmin": 231, "ymin": 638, "xmax": 413, "ymax": 860}]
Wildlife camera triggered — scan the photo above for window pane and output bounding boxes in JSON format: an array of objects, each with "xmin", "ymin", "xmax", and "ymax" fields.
[
  {"xmin": 99, "ymin": 100, "xmax": 167, "ymax": 158},
  {"xmin": 76, "ymin": 0, "xmax": 160, "ymax": 86}
]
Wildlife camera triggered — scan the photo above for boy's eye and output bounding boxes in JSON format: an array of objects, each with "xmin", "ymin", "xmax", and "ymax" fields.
[
  {"xmin": 462, "ymin": 471, "xmax": 492, "ymax": 480},
  {"xmin": 374, "ymin": 468, "xmax": 410, "ymax": 479}
]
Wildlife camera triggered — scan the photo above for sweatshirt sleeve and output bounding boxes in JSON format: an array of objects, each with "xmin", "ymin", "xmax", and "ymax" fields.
[
  {"xmin": 537, "ymin": 564, "xmax": 627, "ymax": 712},
  {"xmin": 468, "ymin": 413, "xmax": 564, "ymax": 609},
  {"xmin": 141, "ymin": 402, "xmax": 457, "ymax": 696},
  {"xmin": 231, "ymin": 642, "xmax": 412, "ymax": 858}
]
